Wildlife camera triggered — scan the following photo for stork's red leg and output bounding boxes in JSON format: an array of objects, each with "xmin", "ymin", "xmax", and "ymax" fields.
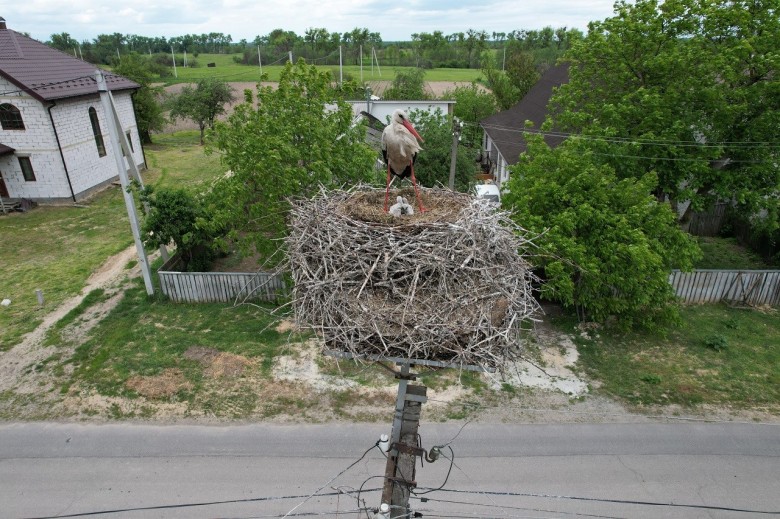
[
  {"xmin": 384, "ymin": 165, "xmax": 392, "ymax": 212},
  {"xmin": 410, "ymin": 162, "xmax": 427, "ymax": 213}
]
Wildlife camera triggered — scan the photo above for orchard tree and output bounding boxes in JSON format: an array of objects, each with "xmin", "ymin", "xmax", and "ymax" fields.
[
  {"xmin": 208, "ymin": 60, "xmax": 376, "ymax": 261},
  {"xmin": 382, "ymin": 68, "xmax": 429, "ymax": 100},
  {"xmin": 550, "ymin": 0, "xmax": 780, "ymax": 229},
  {"xmin": 504, "ymin": 135, "xmax": 700, "ymax": 327},
  {"xmin": 167, "ymin": 78, "xmax": 235, "ymax": 144}
]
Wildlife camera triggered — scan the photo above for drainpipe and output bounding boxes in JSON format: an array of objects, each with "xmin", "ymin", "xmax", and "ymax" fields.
[{"xmin": 47, "ymin": 102, "xmax": 77, "ymax": 202}]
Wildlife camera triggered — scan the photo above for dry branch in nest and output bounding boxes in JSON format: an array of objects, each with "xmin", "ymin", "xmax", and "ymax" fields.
[{"xmin": 286, "ymin": 185, "xmax": 541, "ymax": 370}]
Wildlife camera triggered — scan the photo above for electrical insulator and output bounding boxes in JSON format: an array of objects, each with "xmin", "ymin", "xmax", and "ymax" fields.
[
  {"xmin": 378, "ymin": 434, "xmax": 390, "ymax": 453},
  {"xmin": 429, "ymin": 446, "xmax": 441, "ymax": 461},
  {"xmin": 373, "ymin": 502, "xmax": 391, "ymax": 519}
]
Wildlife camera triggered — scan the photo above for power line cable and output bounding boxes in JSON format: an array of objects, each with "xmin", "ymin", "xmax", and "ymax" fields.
[
  {"xmin": 477, "ymin": 122, "xmax": 780, "ymax": 148},
  {"xmin": 0, "ymin": 75, "xmax": 99, "ymax": 97},
  {"xmin": 427, "ymin": 488, "xmax": 780, "ymax": 515},
  {"xmin": 422, "ymin": 398, "xmax": 780, "ymax": 426},
  {"xmin": 412, "ymin": 496, "xmax": 626, "ymax": 519},
  {"xmin": 16, "ymin": 490, "xmax": 374, "ymax": 519},
  {"xmin": 281, "ymin": 441, "xmax": 381, "ymax": 518}
]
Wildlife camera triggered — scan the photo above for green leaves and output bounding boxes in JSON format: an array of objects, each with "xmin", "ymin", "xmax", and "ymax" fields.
[
  {"xmin": 167, "ymin": 77, "xmax": 235, "ymax": 144},
  {"xmin": 551, "ymin": 0, "xmax": 780, "ymax": 228},
  {"xmin": 505, "ymin": 135, "xmax": 701, "ymax": 328},
  {"xmin": 208, "ymin": 60, "xmax": 375, "ymax": 264}
]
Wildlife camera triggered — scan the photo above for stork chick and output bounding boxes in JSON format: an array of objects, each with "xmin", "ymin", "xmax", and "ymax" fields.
[
  {"xmin": 388, "ymin": 196, "xmax": 414, "ymax": 217},
  {"xmin": 381, "ymin": 109, "xmax": 426, "ymax": 213}
]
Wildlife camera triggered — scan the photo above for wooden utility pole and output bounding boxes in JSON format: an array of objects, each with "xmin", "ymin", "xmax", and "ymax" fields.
[{"xmin": 381, "ymin": 362, "xmax": 428, "ymax": 519}]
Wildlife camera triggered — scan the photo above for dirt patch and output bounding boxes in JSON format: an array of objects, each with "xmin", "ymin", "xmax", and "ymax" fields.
[
  {"xmin": 275, "ymin": 320, "xmax": 297, "ymax": 334},
  {"xmin": 127, "ymin": 368, "xmax": 193, "ymax": 399},
  {"xmin": 160, "ymin": 81, "xmax": 474, "ymax": 133},
  {"xmin": 184, "ymin": 346, "xmax": 254, "ymax": 378},
  {"xmin": 0, "ymin": 246, "xmax": 139, "ymax": 396}
]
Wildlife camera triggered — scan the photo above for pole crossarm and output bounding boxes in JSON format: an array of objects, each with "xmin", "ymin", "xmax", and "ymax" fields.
[{"xmin": 323, "ymin": 350, "xmax": 496, "ymax": 373}]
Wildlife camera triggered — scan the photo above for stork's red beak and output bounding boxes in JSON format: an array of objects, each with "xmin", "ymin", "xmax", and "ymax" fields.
[{"xmin": 402, "ymin": 119, "xmax": 424, "ymax": 142}]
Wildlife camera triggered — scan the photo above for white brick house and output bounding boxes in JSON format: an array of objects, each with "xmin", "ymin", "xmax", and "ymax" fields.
[{"xmin": 0, "ymin": 19, "xmax": 144, "ymax": 203}]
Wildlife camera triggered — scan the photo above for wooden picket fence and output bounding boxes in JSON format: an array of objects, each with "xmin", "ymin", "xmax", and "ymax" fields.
[
  {"xmin": 669, "ymin": 269, "xmax": 780, "ymax": 306},
  {"xmin": 157, "ymin": 256, "xmax": 285, "ymax": 303}
]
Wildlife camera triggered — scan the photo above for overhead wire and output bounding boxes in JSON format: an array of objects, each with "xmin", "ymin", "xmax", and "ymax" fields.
[
  {"xmin": 426, "ymin": 488, "xmax": 780, "ymax": 515},
  {"xmin": 15, "ymin": 490, "xmax": 375, "ymax": 519},
  {"xmin": 422, "ymin": 397, "xmax": 780, "ymax": 426},
  {"xmin": 411, "ymin": 496, "xmax": 626, "ymax": 519},
  {"xmin": 0, "ymin": 75, "xmax": 99, "ymax": 97},
  {"xmin": 477, "ymin": 121, "xmax": 780, "ymax": 148},
  {"xmin": 281, "ymin": 440, "xmax": 381, "ymax": 518}
]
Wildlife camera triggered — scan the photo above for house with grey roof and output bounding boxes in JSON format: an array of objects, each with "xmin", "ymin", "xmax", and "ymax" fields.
[
  {"xmin": 0, "ymin": 18, "xmax": 143, "ymax": 204},
  {"xmin": 479, "ymin": 64, "xmax": 568, "ymax": 186}
]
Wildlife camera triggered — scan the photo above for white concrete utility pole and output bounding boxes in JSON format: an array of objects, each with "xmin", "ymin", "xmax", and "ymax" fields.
[{"xmin": 95, "ymin": 70, "xmax": 155, "ymax": 295}]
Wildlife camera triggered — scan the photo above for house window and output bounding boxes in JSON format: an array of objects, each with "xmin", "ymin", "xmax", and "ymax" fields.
[
  {"xmin": 88, "ymin": 107, "xmax": 106, "ymax": 157},
  {"xmin": 0, "ymin": 103, "xmax": 25, "ymax": 130},
  {"xmin": 126, "ymin": 131, "xmax": 134, "ymax": 152},
  {"xmin": 18, "ymin": 156, "xmax": 36, "ymax": 181},
  {"xmin": 121, "ymin": 131, "xmax": 135, "ymax": 157}
]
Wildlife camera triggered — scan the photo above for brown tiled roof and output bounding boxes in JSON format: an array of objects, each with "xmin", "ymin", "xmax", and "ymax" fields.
[
  {"xmin": 0, "ymin": 27, "xmax": 138, "ymax": 102},
  {"xmin": 480, "ymin": 64, "xmax": 569, "ymax": 165}
]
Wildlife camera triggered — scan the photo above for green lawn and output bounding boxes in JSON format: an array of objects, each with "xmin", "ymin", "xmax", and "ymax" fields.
[
  {"xmin": 695, "ymin": 236, "xmax": 773, "ymax": 270},
  {"xmin": 0, "ymin": 131, "xmax": 220, "ymax": 351},
  {"xmin": 0, "ymin": 193, "xmax": 132, "ymax": 350},
  {"xmin": 573, "ymin": 304, "xmax": 780, "ymax": 410},
  {"xmin": 160, "ymin": 53, "xmax": 482, "ymax": 85}
]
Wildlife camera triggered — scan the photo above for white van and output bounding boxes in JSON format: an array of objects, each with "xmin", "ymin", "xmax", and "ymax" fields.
[{"xmin": 474, "ymin": 183, "xmax": 501, "ymax": 206}]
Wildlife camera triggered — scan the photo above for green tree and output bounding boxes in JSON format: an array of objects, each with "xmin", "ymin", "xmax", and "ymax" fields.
[
  {"xmin": 480, "ymin": 50, "xmax": 520, "ymax": 110},
  {"xmin": 382, "ymin": 68, "xmax": 429, "ymax": 100},
  {"xmin": 446, "ymin": 83, "xmax": 498, "ymax": 149},
  {"xmin": 403, "ymin": 109, "xmax": 476, "ymax": 192},
  {"xmin": 47, "ymin": 32, "xmax": 80, "ymax": 52},
  {"xmin": 112, "ymin": 53, "xmax": 166, "ymax": 144},
  {"xmin": 551, "ymin": 0, "xmax": 780, "ymax": 230},
  {"xmin": 137, "ymin": 186, "xmax": 218, "ymax": 272},
  {"xmin": 504, "ymin": 135, "xmax": 700, "ymax": 328},
  {"xmin": 209, "ymin": 60, "xmax": 376, "ymax": 262},
  {"xmin": 168, "ymin": 78, "xmax": 235, "ymax": 145},
  {"xmin": 504, "ymin": 46, "xmax": 539, "ymax": 100}
]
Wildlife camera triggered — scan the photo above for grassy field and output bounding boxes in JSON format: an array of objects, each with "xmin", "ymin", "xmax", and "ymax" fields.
[
  {"xmin": 695, "ymin": 236, "xmax": 774, "ymax": 269},
  {"xmin": 0, "ymin": 131, "xmax": 215, "ymax": 351},
  {"xmin": 2, "ymin": 131, "xmax": 778, "ymax": 420},
  {"xmin": 161, "ymin": 53, "xmax": 483, "ymax": 85},
  {"xmin": 573, "ymin": 304, "xmax": 780, "ymax": 410}
]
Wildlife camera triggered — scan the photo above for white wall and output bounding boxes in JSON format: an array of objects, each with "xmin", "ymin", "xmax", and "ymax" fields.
[
  {"xmin": 52, "ymin": 91, "xmax": 144, "ymax": 200},
  {"xmin": 0, "ymin": 76, "xmax": 144, "ymax": 201},
  {"xmin": 349, "ymin": 100, "xmax": 455, "ymax": 124}
]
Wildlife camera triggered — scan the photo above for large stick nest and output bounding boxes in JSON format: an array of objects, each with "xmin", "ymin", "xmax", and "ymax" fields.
[{"xmin": 286, "ymin": 185, "xmax": 540, "ymax": 369}]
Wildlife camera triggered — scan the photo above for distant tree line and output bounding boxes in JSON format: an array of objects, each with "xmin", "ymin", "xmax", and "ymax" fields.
[{"xmin": 45, "ymin": 26, "xmax": 582, "ymax": 69}]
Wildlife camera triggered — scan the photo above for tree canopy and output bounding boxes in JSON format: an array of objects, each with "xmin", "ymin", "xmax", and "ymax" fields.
[
  {"xmin": 504, "ymin": 136, "xmax": 701, "ymax": 327},
  {"xmin": 550, "ymin": 0, "xmax": 780, "ymax": 229},
  {"xmin": 112, "ymin": 53, "xmax": 166, "ymax": 144},
  {"xmin": 208, "ymin": 60, "xmax": 376, "ymax": 262},
  {"xmin": 167, "ymin": 78, "xmax": 235, "ymax": 144}
]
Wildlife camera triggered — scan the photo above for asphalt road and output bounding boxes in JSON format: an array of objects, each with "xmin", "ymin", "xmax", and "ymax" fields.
[{"xmin": 1, "ymin": 422, "xmax": 779, "ymax": 519}]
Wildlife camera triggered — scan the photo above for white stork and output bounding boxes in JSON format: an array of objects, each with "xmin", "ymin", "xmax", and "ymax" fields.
[{"xmin": 381, "ymin": 109, "xmax": 426, "ymax": 213}]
